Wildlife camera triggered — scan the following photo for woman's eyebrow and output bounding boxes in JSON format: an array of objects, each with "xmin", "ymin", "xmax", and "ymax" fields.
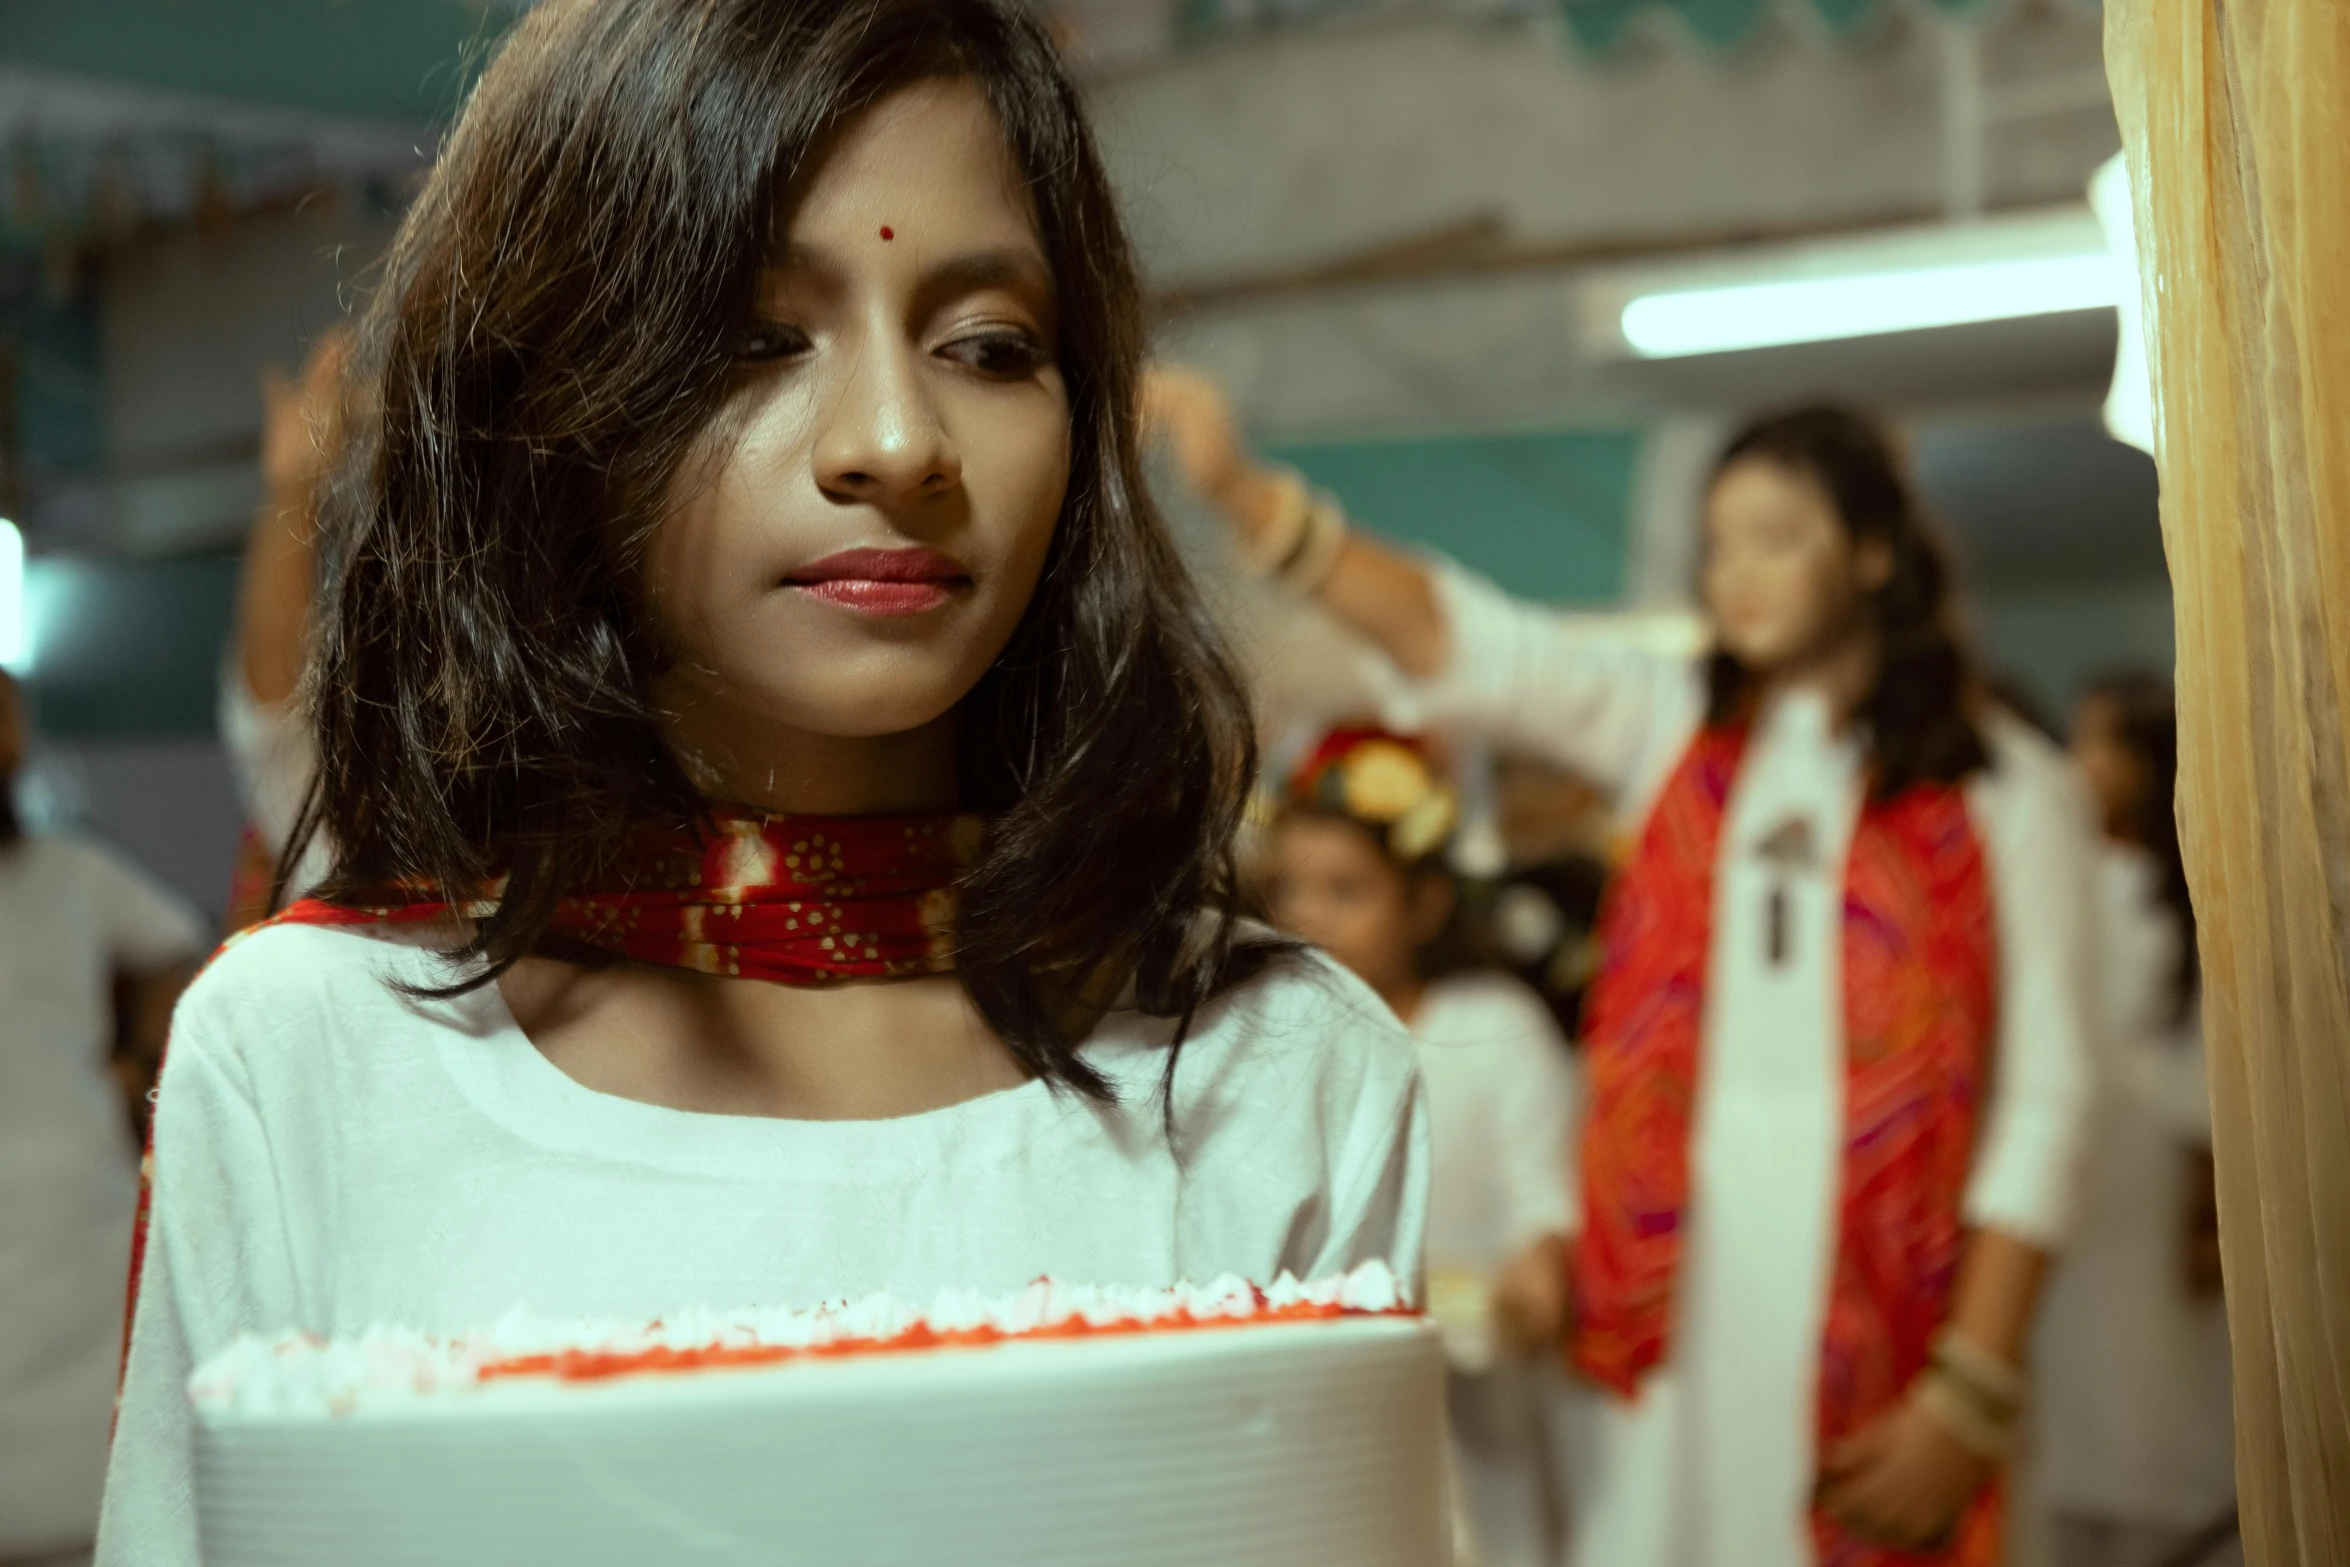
[{"xmin": 917, "ymin": 247, "xmax": 1053, "ymax": 299}]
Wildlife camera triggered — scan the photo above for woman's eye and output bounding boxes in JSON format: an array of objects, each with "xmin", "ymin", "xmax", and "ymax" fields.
[
  {"xmin": 737, "ymin": 321, "xmax": 811, "ymax": 362},
  {"xmin": 941, "ymin": 329, "xmax": 1049, "ymax": 380}
]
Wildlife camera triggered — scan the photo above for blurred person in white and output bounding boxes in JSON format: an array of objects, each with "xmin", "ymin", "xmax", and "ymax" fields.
[
  {"xmin": 0, "ymin": 668, "xmax": 205, "ymax": 1567},
  {"xmin": 218, "ymin": 328, "xmax": 347, "ymax": 931},
  {"xmin": 1270, "ymin": 724, "xmax": 1577, "ymax": 1567},
  {"xmin": 2028, "ymin": 672, "xmax": 2234, "ymax": 1567},
  {"xmin": 1153, "ymin": 367, "xmax": 2098, "ymax": 1567}
]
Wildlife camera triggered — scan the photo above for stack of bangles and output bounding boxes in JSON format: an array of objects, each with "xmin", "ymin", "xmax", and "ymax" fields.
[
  {"xmin": 1911, "ymin": 1327, "xmax": 2026, "ymax": 1460},
  {"xmin": 1240, "ymin": 467, "xmax": 1350, "ymax": 594}
]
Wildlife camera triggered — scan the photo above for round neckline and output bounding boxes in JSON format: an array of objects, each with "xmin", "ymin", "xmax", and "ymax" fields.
[{"xmin": 388, "ymin": 934, "xmax": 1105, "ymax": 1175}]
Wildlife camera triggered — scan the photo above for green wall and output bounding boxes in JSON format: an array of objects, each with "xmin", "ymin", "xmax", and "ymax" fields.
[
  {"xmin": 1266, "ymin": 426, "xmax": 1640, "ymax": 605},
  {"xmin": 23, "ymin": 553, "xmax": 239, "ymax": 737},
  {"xmin": 0, "ymin": 0, "xmax": 509, "ymax": 121}
]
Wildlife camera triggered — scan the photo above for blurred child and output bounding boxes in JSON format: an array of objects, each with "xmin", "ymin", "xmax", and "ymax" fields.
[
  {"xmin": 1270, "ymin": 726, "xmax": 1577, "ymax": 1567},
  {"xmin": 2030, "ymin": 674, "xmax": 2235, "ymax": 1567}
]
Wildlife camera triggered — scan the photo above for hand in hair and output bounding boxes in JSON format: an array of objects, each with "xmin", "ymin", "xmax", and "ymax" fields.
[
  {"xmin": 1142, "ymin": 361, "xmax": 1449, "ymax": 677},
  {"xmin": 239, "ymin": 325, "xmax": 351, "ymax": 707},
  {"xmin": 259, "ymin": 326, "xmax": 351, "ymax": 504},
  {"xmin": 1142, "ymin": 363, "xmax": 1255, "ymax": 519}
]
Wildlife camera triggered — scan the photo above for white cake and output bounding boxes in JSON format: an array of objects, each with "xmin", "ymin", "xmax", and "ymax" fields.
[{"xmin": 191, "ymin": 1263, "xmax": 1446, "ymax": 1566}]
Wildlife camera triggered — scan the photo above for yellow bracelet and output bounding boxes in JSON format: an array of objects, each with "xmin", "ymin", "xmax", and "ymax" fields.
[
  {"xmin": 1279, "ymin": 492, "xmax": 1349, "ymax": 594},
  {"xmin": 1238, "ymin": 468, "xmax": 1311, "ymax": 576},
  {"xmin": 1912, "ymin": 1369, "xmax": 2013, "ymax": 1460},
  {"xmin": 1930, "ymin": 1327, "xmax": 2025, "ymax": 1418}
]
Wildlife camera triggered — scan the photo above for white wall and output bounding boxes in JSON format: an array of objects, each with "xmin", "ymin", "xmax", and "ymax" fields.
[
  {"xmin": 1101, "ymin": 8, "xmax": 2119, "ymax": 438},
  {"xmin": 1095, "ymin": 9, "xmax": 2115, "ymax": 287}
]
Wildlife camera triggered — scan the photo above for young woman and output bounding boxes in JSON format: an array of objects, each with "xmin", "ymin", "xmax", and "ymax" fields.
[
  {"xmin": 98, "ymin": 6, "xmax": 1429, "ymax": 1561},
  {"xmin": 1156, "ymin": 375, "xmax": 2097, "ymax": 1567},
  {"xmin": 1269, "ymin": 726, "xmax": 1577, "ymax": 1567},
  {"xmin": 2030, "ymin": 674, "xmax": 2234, "ymax": 1567}
]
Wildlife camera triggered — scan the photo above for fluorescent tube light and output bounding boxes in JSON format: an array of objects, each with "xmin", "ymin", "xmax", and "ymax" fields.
[
  {"xmin": 1619, "ymin": 251, "xmax": 2121, "ymax": 359},
  {"xmin": 0, "ymin": 519, "xmax": 23, "ymax": 673}
]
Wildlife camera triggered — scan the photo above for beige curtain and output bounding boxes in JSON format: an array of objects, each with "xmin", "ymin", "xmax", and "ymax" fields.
[{"xmin": 2103, "ymin": 4, "xmax": 2350, "ymax": 1563}]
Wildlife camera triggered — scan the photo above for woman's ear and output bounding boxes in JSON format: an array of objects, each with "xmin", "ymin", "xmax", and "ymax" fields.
[{"xmin": 1406, "ymin": 869, "xmax": 1455, "ymax": 948}]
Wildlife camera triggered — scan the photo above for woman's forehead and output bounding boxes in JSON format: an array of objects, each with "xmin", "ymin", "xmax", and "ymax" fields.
[{"xmin": 778, "ymin": 79, "xmax": 1040, "ymax": 257}]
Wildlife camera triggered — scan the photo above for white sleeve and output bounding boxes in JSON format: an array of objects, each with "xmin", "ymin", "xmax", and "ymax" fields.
[
  {"xmin": 1488, "ymin": 988, "xmax": 1579, "ymax": 1253},
  {"xmin": 1368, "ymin": 561, "xmax": 1703, "ymax": 810},
  {"xmin": 97, "ymin": 982, "xmax": 305, "ymax": 1567},
  {"xmin": 1301, "ymin": 995, "xmax": 1433, "ymax": 1305},
  {"xmin": 1962, "ymin": 722, "xmax": 2100, "ymax": 1246},
  {"xmin": 82, "ymin": 842, "xmax": 208, "ymax": 972},
  {"xmin": 217, "ymin": 659, "xmax": 316, "ymax": 859}
]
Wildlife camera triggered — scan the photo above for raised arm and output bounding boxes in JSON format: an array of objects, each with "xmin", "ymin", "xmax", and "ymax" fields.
[
  {"xmin": 1146, "ymin": 363, "xmax": 1449, "ymax": 677},
  {"xmin": 235, "ymin": 328, "xmax": 349, "ymax": 709},
  {"xmin": 1145, "ymin": 364, "xmax": 1702, "ymax": 805}
]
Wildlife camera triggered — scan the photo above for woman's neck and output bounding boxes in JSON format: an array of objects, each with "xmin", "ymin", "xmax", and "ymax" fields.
[
  {"xmin": 655, "ymin": 680, "xmax": 960, "ymax": 817},
  {"xmin": 1377, "ymin": 973, "xmax": 1428, "ymax": 1029},
  {"xmin": 1754, "ymin": 619, "xmax": 1877, "ymax": 726}
]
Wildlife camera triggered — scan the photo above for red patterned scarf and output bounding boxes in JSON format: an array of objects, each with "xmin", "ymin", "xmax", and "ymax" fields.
[
  {"xmin": 269, "ymin": 809, "xmax": 979, "ymax": 982},
  {"xmin": 1571, "ymin": 726, "xmax": 2001, "ymax": 1567},
  {"xmin": 121, "ymin": 809, "xmax": 976, "ymax": 1399}
]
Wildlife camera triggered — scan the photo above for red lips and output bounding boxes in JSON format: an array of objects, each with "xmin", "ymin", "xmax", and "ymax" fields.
[{"xmin": 784, "ymin": 547, "xmax": 969, "ymax": 616}]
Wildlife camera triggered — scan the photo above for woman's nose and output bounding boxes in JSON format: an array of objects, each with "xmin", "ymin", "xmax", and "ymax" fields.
[{"xmin": 812, "ymin": 341, "xmax": 962, "ymax": 505}]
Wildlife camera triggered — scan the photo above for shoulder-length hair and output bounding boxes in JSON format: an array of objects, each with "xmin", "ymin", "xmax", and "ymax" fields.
[
  {"xmin": 1702, "ymin": 404, "xmax": 1989, "ymax": 800},
  {"xmin": 299, "ymin": 0, "xmax": 1273, "ymax": 1098}
]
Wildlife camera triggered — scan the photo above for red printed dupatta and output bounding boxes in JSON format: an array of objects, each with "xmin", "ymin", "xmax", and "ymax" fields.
[{"xmin": 1570, "ymin": 727, "xmax": 2002, "ymax": 1567}]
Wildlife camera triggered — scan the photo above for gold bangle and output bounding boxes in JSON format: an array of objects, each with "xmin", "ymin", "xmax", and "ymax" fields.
[
  {"xmin": 1930, "ymin": 1328, "xmax": 2025, "ymax": 1417},
  {"xmin": 1238, "ymin": 468, "xmax": 1311, "ymax": 576},
  {"xmin": 1277, "ymin": 491, "xmax": 1349, "ymax": 595},
  {"xmin": 1912, "ymin": 1370, "xmax": 2013, "ymax": 1460}
]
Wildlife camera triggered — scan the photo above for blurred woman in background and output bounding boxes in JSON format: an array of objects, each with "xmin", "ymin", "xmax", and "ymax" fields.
[
  {"xmin": 1155, "ymin": 367, "xmax": 2099, "ymax": 1567},
  {"xmin": 0, "ymin": 670, "xmax": 203, "ymax": 1567},
  {"xmin": 2029, "ymin": 673, "xmax": 2235, "ymax": 1567},
  {"xmin": 1268, "ymin": 725, "xmax": 1577, "ymax": 1567}
]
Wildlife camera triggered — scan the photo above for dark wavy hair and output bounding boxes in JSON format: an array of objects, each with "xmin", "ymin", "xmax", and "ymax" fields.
[
  {"xmin": 2084, "ymin": 670, "xmax": 2197, "ymax": 1021},
  {"xmin": 1703, "ymin": 405, "xmax": 1988, "ymax": 799},
  {"xmin": 295, "ymin": 0, "xmax": 1275, "ymax": 1099}
]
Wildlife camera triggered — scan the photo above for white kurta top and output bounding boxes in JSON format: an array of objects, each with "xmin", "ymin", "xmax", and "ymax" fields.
[
  {"xmin": 1381, "ymin": 565, "xmax": 2097, "ymax": 1567},
  {"xmin": 1413, "ymin": 973, "xmax": 1578, "ymax": 1567},
  {"xmin": 98, "ymin": 924, "xmax": 1430, "ymax": 1567},
  {"xmin": 1414, "ymin": 971, "xmax": 1577, "ymax": 1278},
  {"xmin": 2030, "ymin": 845, "xmax": 2233, "ymax": 1528},
  {"xmin": 0, "ymin": 835, "xmax": 206, "ymax": 1556}
]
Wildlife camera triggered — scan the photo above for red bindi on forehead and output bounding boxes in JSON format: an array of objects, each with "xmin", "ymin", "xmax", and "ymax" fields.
[{"xmin": 879, "ymin": 226, "xmax": 894, "ymax": 241}]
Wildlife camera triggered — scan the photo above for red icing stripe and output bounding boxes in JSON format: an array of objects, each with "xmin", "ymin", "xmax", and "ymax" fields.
[{"xmin": 477, "ymin": 1299, "xmax": 1406, "ymax": 1387}]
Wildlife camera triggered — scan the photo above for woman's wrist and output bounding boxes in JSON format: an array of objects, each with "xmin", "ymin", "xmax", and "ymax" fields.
[
  {"xmin": 1227, "ymin": 465, "xmax": 1349, "ymax": 596},
  {"xmin": 1907, "ymin": 1326, "xmax": 2024, "ymax": 1461}
]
